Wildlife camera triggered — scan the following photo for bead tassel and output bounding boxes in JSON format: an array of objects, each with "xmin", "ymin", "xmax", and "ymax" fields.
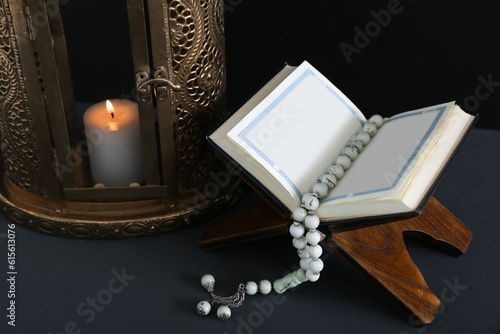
[{"xmin": 198, "ymin": 116, "xmax": 385, "ymax": 320}]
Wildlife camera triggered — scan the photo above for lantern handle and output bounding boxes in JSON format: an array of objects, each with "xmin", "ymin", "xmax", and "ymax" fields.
[{"xmin": 136, "ymin": 67, "xmax": 181, "ymax": 103}]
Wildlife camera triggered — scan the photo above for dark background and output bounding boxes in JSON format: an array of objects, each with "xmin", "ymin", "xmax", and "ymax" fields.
[
  {"xmin": 60, "ymin": 0, "xmax": 500, "ymax": 129},
  {"xmin": 1, "ymin": 128, "xmax": 499, "ymax": 334},
  {"xmin": 2, "ymin": 2, "xmax": 500, "ymax": 333}
]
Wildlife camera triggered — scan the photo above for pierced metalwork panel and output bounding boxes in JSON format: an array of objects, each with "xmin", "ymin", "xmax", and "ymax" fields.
[
  {"xmin": 167, "ymin": 0, "xmax": 227, "ymax": 192},
  {"xmin": 0, "ymin": 1, "xmax": 44, "ymax": 195}
]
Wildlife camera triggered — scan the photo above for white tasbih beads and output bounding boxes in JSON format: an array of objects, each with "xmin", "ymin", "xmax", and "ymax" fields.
[
  {"xmin": 196, "ymin": 275, "xmax": 273, "ymax": 320},
  {"xmin": 273, "ymin": 114, "xmax": 385, "ymax": 293},
  {"xmin": 198, "ymin": 115, "xmax": 385, "ymax": 320}
]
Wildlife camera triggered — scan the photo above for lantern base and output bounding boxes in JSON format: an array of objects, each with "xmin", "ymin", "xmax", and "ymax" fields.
[{"xmin": 0, "ymin": 172, "xmax": 244, "ymax": 238}]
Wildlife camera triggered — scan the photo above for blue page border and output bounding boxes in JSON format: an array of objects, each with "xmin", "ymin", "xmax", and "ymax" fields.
[
  {"xmin": 321, "ymin": 106, "xmax": 447, "ymax": 203},
  {"xmin": 238, "ymin": 69, "xmax": 358, "ymax": 199}
]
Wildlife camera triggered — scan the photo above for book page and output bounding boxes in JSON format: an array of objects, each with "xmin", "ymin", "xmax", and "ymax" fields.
[
  {"xmin": 227, "ymin": 61, "xmax": 364, "ymax": 204},
  {"xmin": 318, "ymin": 102, "xmax": 455, "ymax": 210}
]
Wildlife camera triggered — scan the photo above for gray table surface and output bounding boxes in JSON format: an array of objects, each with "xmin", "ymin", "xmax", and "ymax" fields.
[{"xmin": 0, "ymin": 128, "xmax": 499, "ymax": 334}]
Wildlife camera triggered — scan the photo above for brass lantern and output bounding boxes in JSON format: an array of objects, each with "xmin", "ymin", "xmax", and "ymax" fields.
[{"xmin": 0, "ymin": 0, "xmax": 242, "ymax": 238}]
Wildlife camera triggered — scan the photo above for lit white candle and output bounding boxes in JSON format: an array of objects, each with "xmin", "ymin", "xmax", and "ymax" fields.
[{"xmin": 83, "ymin": 99, "xmax": 144, "ymax": 187}]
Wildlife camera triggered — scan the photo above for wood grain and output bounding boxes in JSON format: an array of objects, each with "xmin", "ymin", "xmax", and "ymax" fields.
[
  {"xmin": 199, "ymin": 200, "xmax": 288, "ymax": 250},
  {"xmin": 328, "ymin": 197, "xmax": 472, "ymax": 325},
  {"xmin": 199, "ymin": 197, "xmax": 472, "ymax": 325}
]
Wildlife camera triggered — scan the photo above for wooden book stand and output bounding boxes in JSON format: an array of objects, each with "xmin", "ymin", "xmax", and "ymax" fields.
[{"xmin": 199, "ymin": 196, "xmax": 472, "ymax": 326}]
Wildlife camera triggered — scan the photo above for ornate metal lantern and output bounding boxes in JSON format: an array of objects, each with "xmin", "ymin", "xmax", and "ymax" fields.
[{"xmin": 0, "ymin": 0, "xmax": 241, "ymax": 238}]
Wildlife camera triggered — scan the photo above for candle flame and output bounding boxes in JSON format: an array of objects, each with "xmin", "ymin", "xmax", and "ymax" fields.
[{"xmin": 106, "ymin": 100, "xmax": 115, "ymax": 119}]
